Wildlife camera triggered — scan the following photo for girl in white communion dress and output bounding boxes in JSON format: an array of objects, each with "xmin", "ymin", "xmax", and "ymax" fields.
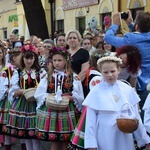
[{"xmin": 83, "ymin": 56, "xmax": 150, "ymax": 150}]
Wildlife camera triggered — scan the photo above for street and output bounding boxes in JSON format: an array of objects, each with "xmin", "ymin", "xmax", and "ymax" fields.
[{"xmin": 0, "ymin": 140, "xmax": 51, "ymax": 150}]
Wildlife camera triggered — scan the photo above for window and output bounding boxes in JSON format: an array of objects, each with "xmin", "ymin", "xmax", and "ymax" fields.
[
  {"xmin": 76, "ymin": 17, "xmax": 85, "ymax": 37},
  {"xmin": 3, "ymin": 28, "xmax": 7, "ymax": 39},
  {"xmin": 100, "ymin": 12, "xmax": 111, "ymax": 30},
  {"xmin": 57, "ymin": 20, "xmax": 64, "ymax": 33},
  {"xmin": 130, "ymin": 7, "xmax": 144, "ymax": 20}
]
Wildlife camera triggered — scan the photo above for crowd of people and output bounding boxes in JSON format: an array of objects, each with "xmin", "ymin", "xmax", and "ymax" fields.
[{"xmin": 0, "ymin": 10, "xmax": 150, "ymax": 150}]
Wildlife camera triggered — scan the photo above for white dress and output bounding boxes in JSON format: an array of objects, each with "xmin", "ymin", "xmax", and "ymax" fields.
[
  {"xmin": 83, "ymin": 80, "xmax": 150, "ymax": 150},
  {"xmin": 143, "ymin": 93, "xmax": 150, "ymax": 133},
  {"xmin": 0, "ymin": 66, "xmax": 9, "ymax": 100}
]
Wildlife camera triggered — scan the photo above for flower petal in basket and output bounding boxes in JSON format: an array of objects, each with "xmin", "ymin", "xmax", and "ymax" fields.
[
  {"xmin": 46, "ymin": 94, "xmax": 69, "ymax": 110},
  {"xmin": 23, "ymin": 88, "xmax": 37, "ymax": 102}
]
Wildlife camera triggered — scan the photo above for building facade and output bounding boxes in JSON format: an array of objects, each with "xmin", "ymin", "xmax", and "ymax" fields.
[
  {"xmin": 0, "ymin": 0, "xmax": 17, "ymax": 40},
  {"xmin": 0, "ymin": 0, "xmax": 149, "ymax": 40},
  {"xmin": 0, "ymin": 0, "xmax": 51, "ymax": 40}
]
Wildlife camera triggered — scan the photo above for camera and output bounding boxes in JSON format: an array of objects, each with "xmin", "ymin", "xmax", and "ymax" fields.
[{"xmin": 121, "ymin": 12, "xmax": 128, "ymax": 20}]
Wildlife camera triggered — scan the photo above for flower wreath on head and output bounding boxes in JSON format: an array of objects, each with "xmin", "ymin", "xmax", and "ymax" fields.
[
  {"xmin": 49, "ymin": 46, "xmax": 72, "ymax": 62},
  {"xmin": 21, "ymin": 44, "xmax": 38, "ymax": 54},
  {"xmin": 97, "ymin": 56, "xmax": 122, "ymax": 66},
  {"xmin": 91, "ymin": 50, "xmax": 111, "ymax": 59}
]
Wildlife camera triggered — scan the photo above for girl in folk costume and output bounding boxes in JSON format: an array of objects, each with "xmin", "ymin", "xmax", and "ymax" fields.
[
  {"xmin": 82, "ymin": 49, "xmax": 110, "ymax": 97},
  {"xmin": 4, "ymin": 48, "xmax": 26, "ymax": 150},
  {"xmin": 71, "ymin": 50, "xmax": 110, "ymax": 149},
  {"xmin": 83, "ymin": 56, "xmax": 150, "ymax": 150},
  {"xmin": 6, "ymin": 45, "xmax": 45, "ymax": 150},
  {"xmin": 34, "ymin": 46, "xmax": 84, "ymax": 150},
  {"xmin": 0, "ymin": 45, "xmax": 20, "ymax": 149},
  {"xmin": 0, "ymin": 45, "xmax": 9, "ymax": 148}
]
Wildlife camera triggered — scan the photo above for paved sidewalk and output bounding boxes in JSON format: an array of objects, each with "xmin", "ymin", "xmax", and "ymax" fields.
[{"xmin": 0, "ymin": 140, "xmax": 51, "ymax": 150}]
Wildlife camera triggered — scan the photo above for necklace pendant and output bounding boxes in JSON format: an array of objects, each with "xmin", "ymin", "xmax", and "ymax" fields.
[{"xmin": 113, "ymin": 95, "xmax": 119, "ymax": 103}]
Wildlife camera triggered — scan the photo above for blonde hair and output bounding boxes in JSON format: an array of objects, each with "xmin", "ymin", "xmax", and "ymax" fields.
[{"xmin": 65, "ymin": 30, "xmax": 82, "ymax": 43}]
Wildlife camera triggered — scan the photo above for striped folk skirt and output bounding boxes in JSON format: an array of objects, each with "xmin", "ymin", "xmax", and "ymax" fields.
[
  {"xmin": 71, "ymin": 106, "xmax": 87, "ymax": 149},
  {"xmin": 4, "ymin": 96, "xmax": 37, "ymax": 139},
  {"xmin": 0, "ymin": 95, "xmax": 10, "ymax": 134},
  {"xmin": 35, "ymin": 102, "xmax": 78, "ymax": 141}
]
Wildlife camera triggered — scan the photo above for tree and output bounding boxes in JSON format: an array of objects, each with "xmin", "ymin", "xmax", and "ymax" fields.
[{"xmin": 21, "ymin": 0, "xmax": 49, "ymax": 40}]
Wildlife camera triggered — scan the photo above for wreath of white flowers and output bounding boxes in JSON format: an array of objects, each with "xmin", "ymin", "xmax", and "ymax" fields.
[{"xmin": 97, "ymin": 56, "xmax": 122, "ymax": 65}]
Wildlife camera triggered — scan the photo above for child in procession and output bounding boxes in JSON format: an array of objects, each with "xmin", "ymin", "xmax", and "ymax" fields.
[
  {"xmin": 83, "ymin": 56, "xmax": 150, "ymax": 150},
  {"xmin": 34, "ymin": 46, "xmax": 84, "ymax": 150}
]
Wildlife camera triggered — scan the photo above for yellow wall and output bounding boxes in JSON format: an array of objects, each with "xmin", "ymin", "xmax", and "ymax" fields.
[
  {"xmin": 0, "ymin": 0, "xmax": 150, "ymax": 40},
  {"xmin": 16, "ymin": 2, "xmax": 26, "ymax": 38},
  {"xmin": 55, "ymin": 0, "xmax": 150, "ymax": 34},
  {"xmin": 0, "ymin": 0, "xmax": 17, "ymax": 39},
  {"xmin": 0, "ymin": 10, "xmax": 18, "ymax": 39},
  {"xmin": 120, "ymin": 0, "xmax": 148, "ymax": 32},
  {"xmin": 0, "ymin": 0, "xmax": 50, "ymax": 40},
  {"xmin": 55, "ymin": 0, "xmax": 119, "ymax": 33}
]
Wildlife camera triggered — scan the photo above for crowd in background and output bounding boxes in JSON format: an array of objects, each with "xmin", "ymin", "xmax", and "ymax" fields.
[{"xmin": 0, "ymin": 10, "xmax": 150, "ymax": 150}]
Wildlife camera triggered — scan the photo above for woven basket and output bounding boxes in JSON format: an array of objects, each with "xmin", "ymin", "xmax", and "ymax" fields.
[
  {"xmin": 117, "ymin": 118, "xmax": 139, "ymax": 133},
  {"xmin": 46, "ymin": 94, "xmax": 69, "ymax": 110},
  {"xmin": 116, "ymin": 103, "xmax": 139, "ymax": 133},
  {"xmin": 23, "ymin": 88, "xmax": 37, "ymax": 102}
]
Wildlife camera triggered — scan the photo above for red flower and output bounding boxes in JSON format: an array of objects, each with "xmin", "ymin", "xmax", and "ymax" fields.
[
  {"xmin": 21, "ymin": 44, "xmax": 38, "ymax": 54},
  {"xmin": 49, "ymin": 133, "xmax": 56, "ymax": 140},
  {"xmin": 96, "ymin": 80, "xmax": 100, "ymax": 84},
  {"xmin": 91, "ymin": 81, "xmax": 96, "ymax": 86},
  {"xmin": 62, "ymin": 134, "xmax": 69, "ymax": 141},
  {"xmin": 64, "ymin": 83, "xmax": 70, "ymax": 89},
  {"xmin": 37, "ymin": 132, "xmax": 42, "ymax": 139},
  {"xmin": 24, "ymin": 45, "xmax": 30, "ymax": 50},
  {"xmin": 18, "ymin": 130, "xmax": 24, "ymax": 137},
  {"xmin": 49, "ymin": 83, "xmax": 55, "ymax": 90}
]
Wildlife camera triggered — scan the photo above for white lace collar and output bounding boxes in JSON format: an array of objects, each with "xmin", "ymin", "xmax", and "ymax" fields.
[{"xmin": 54, "ymin": 69, "xmax": 65, "ymax": 76}]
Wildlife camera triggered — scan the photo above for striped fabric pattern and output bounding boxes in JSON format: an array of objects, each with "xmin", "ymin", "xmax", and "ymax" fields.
[
  {"xmin": 0, "ymin": 95, "xmax": 10, "ymax": 124},
  {"xmin": 35, "ymin": 102, "xmax": 77, "ymax": 141},
  {"xmin": 6, "ymin": 96, "xmax": 37, "ymax": 138}
]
